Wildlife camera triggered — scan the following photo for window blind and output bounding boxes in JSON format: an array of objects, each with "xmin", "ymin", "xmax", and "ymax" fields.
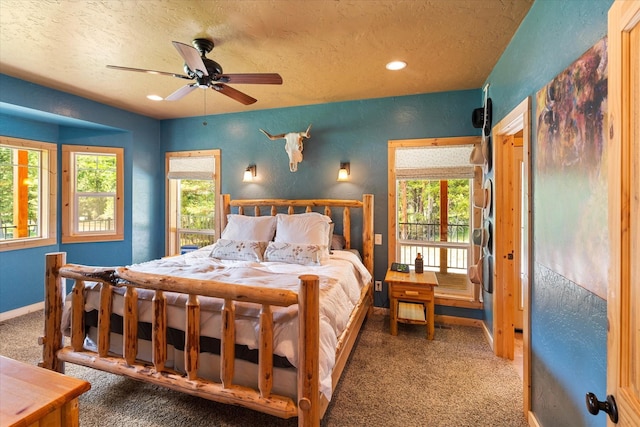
[
  {"xmin": 395, "ymin": 145, "xmax": 475, "ymax": 180},
  {"xmin": 167, "ymin": 156, "xmax": 215, "ymax": 180}
]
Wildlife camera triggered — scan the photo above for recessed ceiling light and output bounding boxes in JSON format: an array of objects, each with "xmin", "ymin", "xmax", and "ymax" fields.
[
  {"xmin": 147, "ymin": 94, "xmax": 163, "ymax": 101},
  {"xmin": 386, "ymin": 61, "xmax": 407, "ymax": 71}
]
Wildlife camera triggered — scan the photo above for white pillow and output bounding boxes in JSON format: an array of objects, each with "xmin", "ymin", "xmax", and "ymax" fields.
[
  {"xmin": 210, "ymin": 239, "xmax": 268, "ymax": 262},
  {"xmin": 264, "ymin": 242, "xmax": 322, "ymax": 265},
  {"xmin": 221, "ymin": 215, "xmax": 277, "ymax": 242},
  {"xmin": 274, "ymin": 213, "xmax": 331, "ymax": 248}
]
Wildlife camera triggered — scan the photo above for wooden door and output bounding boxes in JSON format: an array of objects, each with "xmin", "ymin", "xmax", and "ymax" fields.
[
  {"xmin": 606, "ymin": 1, "xmax": 640, "ymax": 425},
  {"xmin": 513, "ymin": 140, "xmax": 524, "ymax": 331}
]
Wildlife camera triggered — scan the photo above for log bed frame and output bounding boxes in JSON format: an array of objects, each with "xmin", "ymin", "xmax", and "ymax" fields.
[{"xmin": 40, "ymin": 194, "xmax": 374, "ymax": 427}]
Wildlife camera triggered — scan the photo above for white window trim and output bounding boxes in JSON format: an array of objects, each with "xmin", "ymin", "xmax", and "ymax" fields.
[
  {"xmin": 62, "ymin": 145, "xmax": 124, "ymax": 243},
  {"xmin": 0, "ymin": 136, "xmax": 57, "ymax": 252}
]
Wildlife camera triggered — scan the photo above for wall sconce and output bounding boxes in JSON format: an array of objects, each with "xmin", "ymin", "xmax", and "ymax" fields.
[
  {"xmin": 243, "ymin": 165, "xmax": 257, "ymax": 182},
  {"xmin": 337, "ymin": 162, "xmax": 350, "ymax": 181}
]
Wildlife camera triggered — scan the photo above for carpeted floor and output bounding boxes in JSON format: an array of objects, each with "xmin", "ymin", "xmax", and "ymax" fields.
[{"xmin": 0, "ymin": 310, "xmax": 528, "ymax": 427}]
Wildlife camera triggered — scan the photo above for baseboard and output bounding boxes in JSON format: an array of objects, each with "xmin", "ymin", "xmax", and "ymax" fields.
[
  {"xmin": 528, "ymin": 410, "xmax": 540, "ymax": 427},
  {"xmin": 482, "ymin": 320, "xmax": 494, "ymax": 351},
  {"xmin": 0, "ymin": 302, "xmax": 44, "ymax": 322},
  {"xmin": 372, "ymin": 307, "xmax": 389, "ymax": 316},
  {"xmin": 434, "ymin": 314, "xmax": 482, "ymax": 328},
  {"xmin": 372, "ymin": 307, "xmax": 482, "ymax": 328}
]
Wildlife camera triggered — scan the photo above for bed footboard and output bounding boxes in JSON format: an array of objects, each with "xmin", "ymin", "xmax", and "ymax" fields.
[
  {"xmin": 41, "ymin": 252, "xmax": 322, "ymax": 425},
  {"xmin": 41, "ymin": 193, "xmax": 374, "ymax": 427}
]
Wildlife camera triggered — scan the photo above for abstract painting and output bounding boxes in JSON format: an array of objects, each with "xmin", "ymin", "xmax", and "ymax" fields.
[{"xmin": 535, "ymin": 37, "xmax": 608, "ymax": 299}]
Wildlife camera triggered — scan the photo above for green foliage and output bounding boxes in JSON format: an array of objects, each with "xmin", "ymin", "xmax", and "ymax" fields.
[
  {"xmin": 400, "ymin": 179, "xmax": 469, "ymax": 224},
  {"xmin": 75, "ymin": 154, "xmax": 117, "ymax": 221},
  {"xmin": 447, "ymin": 179, "xmax": 470, "ymax": 224},
  {"xmin": 76, "ymin": 154, "xmax": 117, "ymax": 192},
  {"xmin": 0, "ymin": 146, "xmax": 42, "ymax": 236},
  {"xmin": 0, "ymin": 147, "xmax": 13, "ymax": 227},
  {"xmin": 398, "ymin": 178, "xmax": 470, "ymax": 242},
  {"xmin": 179, "ymin": 179, "xmax": 215, "ymax": 229}
]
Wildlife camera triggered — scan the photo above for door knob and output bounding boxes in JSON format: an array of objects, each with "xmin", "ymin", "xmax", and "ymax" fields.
[{"xmin": 585, "ymin": 392, "xmax": 618, "ymax": 423}]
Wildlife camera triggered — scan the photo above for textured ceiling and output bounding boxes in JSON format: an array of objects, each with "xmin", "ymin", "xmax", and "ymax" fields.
[{"xmin": 0, "ymin": 0, "xmax": 533, "ymax": 120}]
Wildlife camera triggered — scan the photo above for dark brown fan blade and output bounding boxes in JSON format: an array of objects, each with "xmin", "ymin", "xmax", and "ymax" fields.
[
  {"xmin": 106, "ymin": 65, "xmax": 192, "ymax": 80},
  {"xmin": 172, "ymin": 41, "xmax": 208, "ymax": 76},
  {"xmin": 165, "ymin": 84, "xmax": 199, "ymax": 101},
  {"xmin": 211, "ymin": 83, "xmax": 257, "ymax": 105},
  {"xmin": 217, "ymin": 73, "xmax": 283, "ymax": 85}
]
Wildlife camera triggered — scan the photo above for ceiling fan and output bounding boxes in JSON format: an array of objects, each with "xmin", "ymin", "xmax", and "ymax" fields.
[{"xmin": 107, "ymin": 38, "xmax": 283, "ymax": 105}]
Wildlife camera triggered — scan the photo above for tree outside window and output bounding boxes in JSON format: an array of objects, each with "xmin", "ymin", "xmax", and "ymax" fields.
[
  {"xmin": 62, "ymin": 145, "xmax": 124, "ymax": 243},
  {"xmin": 166, "ymin": 150, "xmax": 220, "ymax": 256},
  {"xmin": 0, "ymin": 137, "xmax": 56, "ymax": 251},
  {"xmin": 74, "ymin": 153, "xmax": 117, "ymax": 233}
]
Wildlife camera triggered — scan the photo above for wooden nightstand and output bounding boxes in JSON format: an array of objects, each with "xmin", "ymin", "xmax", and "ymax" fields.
[{"xmin": 385, "ymin": 269, "xmax": 439, "ymax": 340}]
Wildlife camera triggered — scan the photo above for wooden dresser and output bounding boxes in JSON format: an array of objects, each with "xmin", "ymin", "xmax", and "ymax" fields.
[{"xmin": 0, "ymin": 356, "xmax": 90, "ymax": 427}]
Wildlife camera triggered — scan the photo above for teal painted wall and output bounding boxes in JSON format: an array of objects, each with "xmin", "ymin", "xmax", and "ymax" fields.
[
  {"xmin": 0, "ymin": 74, "xmax": 162, "ymax": 313},
  {"xmin": 484, "ymin": 0, "xmax": 613, "ymax": 425},
  {"xmin": 0, "ymin": 71, "xmax": 481, "ymax": 313},
  {"xmin": 161, "ymin": 91, "xmax": 481, "ymax": 308}
]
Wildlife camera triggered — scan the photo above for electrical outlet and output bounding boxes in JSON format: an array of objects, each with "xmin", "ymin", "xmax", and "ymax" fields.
[
  {"xmin": 374, "ymin": 280, "xmax": 382, "ymax": 292},
  {"xmin": 374, "ymin": 234, "xmax": 382, "ymax": 245}
]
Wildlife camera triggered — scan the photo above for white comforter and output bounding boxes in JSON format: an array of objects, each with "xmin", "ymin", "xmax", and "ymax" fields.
[{"xmin": 81, "ymin": 247, "xmax": 371, "ymax": 400}]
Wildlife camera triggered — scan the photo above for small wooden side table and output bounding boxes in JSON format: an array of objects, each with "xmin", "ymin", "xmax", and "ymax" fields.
[
  {"xmin": 386, "ymin": 269, "xmax": 439, "ymax": 340},
  {"xmin": 0, "ymin": 355, "xmax": 91, "ymax": 427}
]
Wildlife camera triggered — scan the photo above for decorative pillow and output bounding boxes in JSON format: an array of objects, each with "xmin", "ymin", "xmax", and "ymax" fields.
[
  {"xmin": 274, "ymin": 213, "xmax": 331, "ymax": 248},
  {"xmin": 331, "ymin": 233, "xmax": 346, "ymax": 250},
  {"xmin": 221, "ymin": 215, "xmax": 276, "ymax": 242},
  {"xmin": 263, "ymin": 242, "xmax": 322, "ymax": 265},
  {"xmin": 210, "ymin": 239, "xmax": 268, "ymax": 262}
]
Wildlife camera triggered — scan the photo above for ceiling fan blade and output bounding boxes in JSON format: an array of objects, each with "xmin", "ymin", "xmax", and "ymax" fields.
[
  {"xmin": 165, "ymin": 84, "xmax": 199, "ymax": 101},
  {"xmin": 172, "ymin": 41, "xmax": 208, "ymax": 76},
  {"xmin": 218, "ymin": 73, "xmax": 283, "ymax": 85},
  {"xmin": 211, "ymin": 83, "xmax": 257, "ymax": 105},
  {"xmin": 106, "ymin": 65, "xmax": 192, "ymax": 80}
]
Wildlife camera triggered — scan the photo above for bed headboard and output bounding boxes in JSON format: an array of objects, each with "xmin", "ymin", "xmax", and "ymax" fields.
[{"xmin": 220, "ymin": 194, "xmax": 374, "ymax": 275}]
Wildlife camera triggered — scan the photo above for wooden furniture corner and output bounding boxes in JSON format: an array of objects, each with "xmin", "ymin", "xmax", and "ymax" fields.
[{"xmin": 0, "ymin": 356, "xmax": 90, "ymax": 427}]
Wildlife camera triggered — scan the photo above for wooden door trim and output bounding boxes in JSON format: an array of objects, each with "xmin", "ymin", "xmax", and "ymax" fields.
[
  {"xmin": 607, "ymin": 1, "xmax": 640, "ymax": 425},
  {"xmin": 491, "ymin": 97, "xmax": 531, "ymax": 416}
]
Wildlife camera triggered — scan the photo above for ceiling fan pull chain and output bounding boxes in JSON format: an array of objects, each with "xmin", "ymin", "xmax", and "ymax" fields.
[{"xmin": 202, "ymin": 91, "xmax": 208, "ymax": 126}]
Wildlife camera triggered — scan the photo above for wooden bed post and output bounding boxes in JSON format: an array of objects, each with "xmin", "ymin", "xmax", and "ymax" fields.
[
  {"xmin": 362, "ymin": 194, "xmax": 374, "ymax": 276},
  {"xmin": 363, "ymin": 194, "xmax": 374, "ymax": 314},
  {"xmin": 42, "ymin": 252, "xmax": 66, "ymax": 373},
  {"xmin": 297, "ymin": 274, "xmax": 320, "ymax": 427},
  {"xmin": 221, "ymin": 194, "xmax": 231, "ymax": 231}
]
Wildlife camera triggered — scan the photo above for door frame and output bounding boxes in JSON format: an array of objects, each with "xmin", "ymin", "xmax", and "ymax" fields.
[
  {"xmin": 607, "ymin": 1, "xmax": 640, "ymax": 424},
  {"xmin": 492, "ymin": 97, "xmax": 531, "ymax": 415}
]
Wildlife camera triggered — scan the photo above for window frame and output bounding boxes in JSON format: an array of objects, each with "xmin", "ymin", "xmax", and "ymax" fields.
[
  {"xmin": 165, "ymin": 149, "xmax": 221, "ymax": 256},
  {"xmin": 62, "ymin": 145, "xmax": 124, "ymax": 243},
  {"xmin": 388, "ymin": 136, "xmax": 482, "ymax": 304},
  {"xmin": 0, "ymin": 136, "xmax": 57, "ymax": 251}
]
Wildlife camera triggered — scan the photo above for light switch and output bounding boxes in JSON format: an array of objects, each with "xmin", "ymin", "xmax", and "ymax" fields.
[{"xmin": 374, "ymin": 234, "xmax": 382, "ymax": 245}]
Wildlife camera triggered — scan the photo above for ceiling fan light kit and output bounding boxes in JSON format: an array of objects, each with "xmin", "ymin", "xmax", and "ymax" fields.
[{"xmin": 107, "ymin": 37, "xmax": 283, "ymax": 106}]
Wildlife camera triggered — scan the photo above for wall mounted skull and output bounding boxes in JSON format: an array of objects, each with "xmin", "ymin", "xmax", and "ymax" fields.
[{"xmin": 259, "ymin": 124, "xmax": 312, "ymax": 172}]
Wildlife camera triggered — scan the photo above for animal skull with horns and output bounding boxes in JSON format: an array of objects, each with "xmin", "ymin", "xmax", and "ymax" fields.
[{"xmin": 259, "ymin": 125, "xmax": 312, "ymax": 172}]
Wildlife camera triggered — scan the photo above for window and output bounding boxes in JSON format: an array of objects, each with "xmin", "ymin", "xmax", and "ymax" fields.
[
  {"xmin": 166, "ymin": 150, "xmax": 220, "ymax": 256},
  {"xmin": 0, "ymin": 136, "xmax": 57, "ymax": 251},
  {"xmin": 62, "ymin": 145, "xmax": 124, "ymax": 243},
  {"xmin": 397, "ymin": 177, "xmax": 470, "ymax": 272},
  {"xmin": 389, "ymin": 137, "xmax": 480, "ymax": 301}
]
